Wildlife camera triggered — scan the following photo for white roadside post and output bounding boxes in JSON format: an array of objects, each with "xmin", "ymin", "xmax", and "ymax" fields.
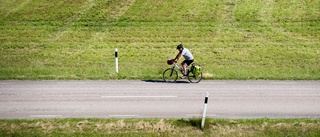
[
  {"xmin": 201, "ymin": 92, "xmax": 209, "ymax": 129},
  {"xmin": 115, "ymin": 48, "xmax": 118, "ymax": 74}
]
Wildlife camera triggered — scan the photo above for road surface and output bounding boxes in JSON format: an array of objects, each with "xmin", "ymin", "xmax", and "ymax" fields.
[{"xmin": 0, "ymin": 80, "xmax": 319, "ymax": 119}]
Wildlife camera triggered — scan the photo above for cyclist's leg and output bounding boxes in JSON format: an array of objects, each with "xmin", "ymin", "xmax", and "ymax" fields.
[
  {"xmin": 186, "ymin": 60, "xmax": 194, "ymax": 66},
  {"xmin": 186, "ymin": 60, "xmax": 194, "ymax": 75},
  {"xmin": 181, "ymin": 60, "xmax": 187, "ymax": 76},
  {"xmin": 182, "ymin": 60, "xmax": 194, "ymax": 76}
]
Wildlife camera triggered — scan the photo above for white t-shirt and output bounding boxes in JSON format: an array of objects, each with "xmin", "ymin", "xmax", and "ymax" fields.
[{"xmin": 179, "ymin": 48, "xmax": 194, "ymax": 60}]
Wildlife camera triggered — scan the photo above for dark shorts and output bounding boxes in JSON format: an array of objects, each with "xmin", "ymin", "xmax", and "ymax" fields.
[{"xmin": 182, "ymin": 59, "xmax": 194, "ymax": 66}]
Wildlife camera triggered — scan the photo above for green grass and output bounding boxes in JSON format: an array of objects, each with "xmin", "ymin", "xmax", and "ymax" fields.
[
  {"xmin": 0, "ymin": 118, "xmax": 319, "ymax": 136},
  {"xmin": 0, "ymin": 0, "xmax": 319, "ymax": 80}
]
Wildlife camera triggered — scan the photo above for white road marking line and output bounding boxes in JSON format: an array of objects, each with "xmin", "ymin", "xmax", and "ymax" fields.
[
  {"xmin": 30, "ymin": 115, "xmax": 62, "ymax": 118},
  {"xmin": 101, "ymin": 96, "xmax": 177, "ymax": 98},
  {"xmin": 109, "ymin": 115, "xmax": 138, "ymax": 117},
  {"xmin": 186, "ymin": 114, "xmax": 217, "ymax": 117}
]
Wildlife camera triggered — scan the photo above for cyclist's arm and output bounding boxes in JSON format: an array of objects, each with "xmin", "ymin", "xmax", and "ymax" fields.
[{"xmin": 174, "ymin": 53, "xmax": 182, "ymax": 62}]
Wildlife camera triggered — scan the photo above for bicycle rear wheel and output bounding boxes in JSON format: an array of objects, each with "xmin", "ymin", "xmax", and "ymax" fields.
[
  {"xmin": 163, "ymin": 68, "xmax": 178, "ymax": 83},
  {"xmin": 188, "ymin": 70, "xmax": 202, "ymax": 83}
]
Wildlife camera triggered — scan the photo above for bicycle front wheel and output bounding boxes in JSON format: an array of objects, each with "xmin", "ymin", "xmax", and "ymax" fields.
[
  {"xmin": 188, "ymin": 70, "xmax": 202, "ymax": 83},
  {"xmin": 163, "ymin": 68, "xmax": 178, "ymax": 83}
]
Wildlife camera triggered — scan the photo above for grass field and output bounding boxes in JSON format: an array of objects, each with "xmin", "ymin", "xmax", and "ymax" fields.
[
  {"xmin": 1, "ymin": 118, "xmax": 319, "ymax": 136},
  {"xmin": 0, "ymin": 1, "xmax": 319, "ymax": 136},
  {"xmin": 0, "ymin": 0, "xmax": 319, "ymax": 80}
]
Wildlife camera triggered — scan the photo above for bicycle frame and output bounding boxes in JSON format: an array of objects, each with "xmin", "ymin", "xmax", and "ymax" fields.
[{"xmin": 171, "ymin": 62, "xmax": 189, "ymax": 76}]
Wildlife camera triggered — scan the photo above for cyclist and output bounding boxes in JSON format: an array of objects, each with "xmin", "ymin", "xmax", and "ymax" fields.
[{"xmin": 173, "ymin": 44, "xmax": 194, "ymax": 79}]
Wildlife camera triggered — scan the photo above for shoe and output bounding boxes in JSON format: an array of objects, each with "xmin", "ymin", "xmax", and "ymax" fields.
[{"xmin": 180, "ymin": 75, "xmax": 187, "ymax": 79}]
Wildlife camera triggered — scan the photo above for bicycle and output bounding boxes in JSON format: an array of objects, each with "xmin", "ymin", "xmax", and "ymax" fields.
[{"xmin": 163, "ymin": 60, "xmax": 202, "ymax": 83}]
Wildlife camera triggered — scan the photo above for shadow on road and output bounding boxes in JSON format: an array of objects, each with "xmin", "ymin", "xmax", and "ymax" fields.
[{"xmin": 142, "ymin": 80, "xmax": 190, "ymax": 84}]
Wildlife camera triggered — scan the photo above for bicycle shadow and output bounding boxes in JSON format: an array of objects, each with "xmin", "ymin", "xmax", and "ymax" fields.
[{"xmin": 142, "ymin": 80, "xmax": 190, "ymax": 84}]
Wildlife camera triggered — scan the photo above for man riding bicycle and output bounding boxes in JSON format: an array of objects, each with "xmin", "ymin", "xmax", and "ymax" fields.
[{"xmin": 174, "ymin": 44, "xmax": 194, "ymax": 79}]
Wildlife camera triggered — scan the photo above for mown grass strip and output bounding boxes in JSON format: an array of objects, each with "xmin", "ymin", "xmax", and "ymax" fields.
[{"xmin": 0, "ymin": 118, "xmax": 319, "ymax": 136}]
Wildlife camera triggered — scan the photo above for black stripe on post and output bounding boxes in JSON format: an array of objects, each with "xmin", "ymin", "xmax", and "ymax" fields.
[
  {"xmin": 204, "ymin": 97, "xmax": 208, "ymax": 104},
  {"xmin": 115, "ymin": 51, "xmax": 118, "ymax": 58}
]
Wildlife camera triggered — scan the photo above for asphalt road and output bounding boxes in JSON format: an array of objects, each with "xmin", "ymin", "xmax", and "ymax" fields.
[{"xmin": 0, "ymin": 80, "xmax": 319, "ymax": 119}]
